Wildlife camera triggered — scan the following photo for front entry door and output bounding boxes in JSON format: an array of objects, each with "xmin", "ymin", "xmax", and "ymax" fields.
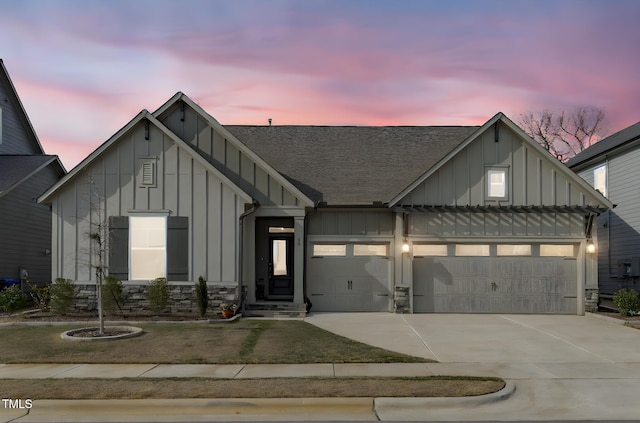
[{"xmin": 268, "ymin": 234, "xmax": 294, "ymax": 298}]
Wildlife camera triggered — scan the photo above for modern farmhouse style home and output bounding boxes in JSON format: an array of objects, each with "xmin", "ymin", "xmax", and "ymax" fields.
[{"xmin": 38, "ymin": 93, "xmax": 612, "ymax": 315}]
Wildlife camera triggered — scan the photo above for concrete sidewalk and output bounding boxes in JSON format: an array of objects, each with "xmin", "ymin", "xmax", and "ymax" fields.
[
  {"xmin": 4, "ymin": 361, "xmax": 640, "ymax": 380},
  {"xmin": 0, "ymin": 362, "xmax": 516, "ymax": 422}
]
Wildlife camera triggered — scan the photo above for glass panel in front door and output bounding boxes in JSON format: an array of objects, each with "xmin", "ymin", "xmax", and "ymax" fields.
[{"xmin": 272, "ymin": 239, "xmax": 289, "ymax": 276}]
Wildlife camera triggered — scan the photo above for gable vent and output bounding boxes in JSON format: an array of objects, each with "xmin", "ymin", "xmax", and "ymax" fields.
[{"xmin": 142, "ymin": 161, "xmax": 155, "ymax": 186}]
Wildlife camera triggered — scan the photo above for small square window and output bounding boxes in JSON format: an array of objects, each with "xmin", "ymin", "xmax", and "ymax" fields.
[{"xmin": 487, "ymin": 169, "xmax": 507, "ymax": 199}]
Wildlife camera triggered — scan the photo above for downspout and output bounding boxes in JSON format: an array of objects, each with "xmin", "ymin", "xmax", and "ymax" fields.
[{"xmin": 238, "ymin": 201, "xmax": 259, "ymax": 313}]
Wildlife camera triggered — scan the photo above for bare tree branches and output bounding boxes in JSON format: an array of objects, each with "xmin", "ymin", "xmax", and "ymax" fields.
[{"xmin": 519, "ymin": 106, "xmax": 608, "ymax": 162}]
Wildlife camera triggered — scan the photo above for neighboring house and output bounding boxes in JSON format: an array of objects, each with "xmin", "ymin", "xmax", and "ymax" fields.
[
  {"xmin": 567, "ymin": 121, "xmax": 640, "ymax": 304},
  {"xmin": 38, "ymin": 92, "xmax": 611, "ymax": 315},
  {"xmin": 0, "ymin": 59, "xmax": 66, "ymax": 287}
]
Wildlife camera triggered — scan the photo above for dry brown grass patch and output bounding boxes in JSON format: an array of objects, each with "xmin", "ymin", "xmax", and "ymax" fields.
[{"xmin": 1, "ymin": 377, "xmax": 505, "ymax": 399}]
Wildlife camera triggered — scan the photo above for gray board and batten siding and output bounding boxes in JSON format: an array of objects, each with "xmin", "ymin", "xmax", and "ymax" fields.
[
  {"xmin": 393, "ymin": 117, "xmax": 609, "ymax": 314},
  {"xmin": 41, "ymin": 111, "xmax": 250, "ymax": 285},
  {"xmin": 37, "ymin": 93, "xmax": 611, "ymax": 315},
  {"xmin": 39, "ymin": 93, "xmax": 311, "ymax": 288},
  {"xmin": 155, "ymin": 96, "xmax": 311, "ymax": 209}
]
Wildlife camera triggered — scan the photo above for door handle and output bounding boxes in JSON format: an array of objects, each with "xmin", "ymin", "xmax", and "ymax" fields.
[{"xmin": 347, "ymin": 280, "xmax": 353, "ymax": 290}]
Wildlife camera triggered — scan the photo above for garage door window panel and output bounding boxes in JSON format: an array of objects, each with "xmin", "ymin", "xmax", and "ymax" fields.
[
  {"xmin": 353, "ymin": 244, "xmax": 387, "ymax": 256},
  {"xmin": 313, "ymin": 244, "xmax": 346, "ymax": 257},
  {"xmin": 540, "ymin": 244, "xmax": 575, "ymax": 257},
  {"xmin": 497, "ymin": 244, "xmax": 531, "ymax": 256},
  {"xmin": 455, "ymin": 244, "xmax": 490, "ymax": 256},
  {"xmin": 413, "ymin": 244, "xmax": 448, "ymax": 257}
]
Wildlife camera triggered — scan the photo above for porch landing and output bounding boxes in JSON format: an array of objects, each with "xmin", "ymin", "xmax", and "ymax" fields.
[{"xmin": 243, "ymin": 302, "xmax": 307, "ymax": 318}]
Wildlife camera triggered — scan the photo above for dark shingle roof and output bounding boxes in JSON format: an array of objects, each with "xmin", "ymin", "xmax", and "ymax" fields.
[
  {"xmin": 225, "ymin": 125, "xmax": 478, "ymax": 205},
  {"xmin": 566, "ymin": 121, "xmax": 640, "ymax": 168},
  {"xmin": 0, "ymin": 155, "xmax": 56, "ymax": 193}
]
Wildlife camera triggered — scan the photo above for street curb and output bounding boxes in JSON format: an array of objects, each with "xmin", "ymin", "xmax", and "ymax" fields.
[
  {"xmin": 17, "ymin": 398, "xmax": 377, "ymax": 422},
  {"xmin": 374, "ymin": 380, "xmax": 515, "ymax": 412},
  {"xmin": 6, "ymin": 386, "xmax": 516, "ymax": 422}
]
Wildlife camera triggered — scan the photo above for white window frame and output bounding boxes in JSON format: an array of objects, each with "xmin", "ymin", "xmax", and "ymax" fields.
[
  {"xmin": 129, "ymin": 216, "xmax": 167, "ymax": 280},
  {"xmin": 593, "ymin": 164, "xmax": 607, "ymax": 197},
  {"xmin": 486, "ymin": 167, "xmax": 508, "ymax": 200}
]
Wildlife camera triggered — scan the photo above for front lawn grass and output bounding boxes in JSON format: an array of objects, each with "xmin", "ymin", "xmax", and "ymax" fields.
[
  {"xmin": 1, "ymin": 377, "xmax": 506, "ymax": 399},
  {"xmin": 0, "ymin": 320, "xmax": 431, "ymax": 364}
]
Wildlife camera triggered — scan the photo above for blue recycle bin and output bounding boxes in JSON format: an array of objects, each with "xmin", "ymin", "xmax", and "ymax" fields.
[{"xmin": 0, "ymin": 278, "xmax": 20, "ymax": 290}]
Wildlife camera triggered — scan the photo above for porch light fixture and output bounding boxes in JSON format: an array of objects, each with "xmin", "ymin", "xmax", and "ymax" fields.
[
  {"xmin": 586, "ymin": 240, "xmax": 596, "ymax": 254},
  {"xmin": 402, "ymin": 240, "xmax": 411, "ymax": 254}
]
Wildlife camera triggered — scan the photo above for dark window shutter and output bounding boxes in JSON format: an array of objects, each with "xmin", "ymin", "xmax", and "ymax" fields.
[
  {"xmin": 167, "ymin": 217, "xmax": 189, "ymax": 281},
  {"xmin": 108, "ymin": 216, "xmax": 129, "ymax": 280}
]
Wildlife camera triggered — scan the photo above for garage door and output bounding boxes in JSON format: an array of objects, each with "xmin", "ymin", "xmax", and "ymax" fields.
[
  {"xmin": 413, "ymin": 243, "xmax": 578, "ymax": 314},
  {"xmin": 307, "ymin": 243, "xmax": 391, "ymax": 312}
]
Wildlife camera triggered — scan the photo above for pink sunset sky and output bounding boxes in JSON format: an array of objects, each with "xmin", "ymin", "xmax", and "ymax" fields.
[{"xmin": 1, "ymin": 0, "xmax": 639, "ymax": 170}]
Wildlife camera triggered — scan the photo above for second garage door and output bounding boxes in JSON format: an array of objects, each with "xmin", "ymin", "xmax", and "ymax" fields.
[
  {"xmin": 413, "ymin": 243, "xmax": 578, "ymax": 314},
  {"xmin": 307, "ymin": 243, "xmax": 391, "ymax": 312}
]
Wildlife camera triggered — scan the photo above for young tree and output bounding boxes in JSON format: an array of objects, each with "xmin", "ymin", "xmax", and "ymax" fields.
[
  {"xmin": 519, "ymin": 106, "xmax": 608, "ymax": 162},
  {"xmin": 85, "ymin": 174, "xmax": 109, "ymax": 335}
]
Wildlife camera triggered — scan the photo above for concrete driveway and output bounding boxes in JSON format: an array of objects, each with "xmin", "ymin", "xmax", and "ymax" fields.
[
  {"xmin": 305, "ymin": 312, "xmax": 640, "ymax": 364},
  {"xmin": 305, "ymin": 312, "xmax": 640, "ymax": 420}
]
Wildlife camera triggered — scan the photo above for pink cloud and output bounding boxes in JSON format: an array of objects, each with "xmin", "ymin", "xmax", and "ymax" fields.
[{"xmin": 3, "ymin": 1, "xmax": 639, "ymax": 170}]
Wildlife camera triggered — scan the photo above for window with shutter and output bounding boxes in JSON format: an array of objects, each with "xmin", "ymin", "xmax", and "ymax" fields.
[
  {"xmin": 108, "ymin": 216, "xmax": 188, "ymax": 282},
  {"xmin": 130, "ymin": 216, "xmax": 166, "ymax": 280}
]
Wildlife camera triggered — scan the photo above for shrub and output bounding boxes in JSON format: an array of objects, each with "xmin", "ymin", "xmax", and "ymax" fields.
[
  {"xmin": 28, "ymin": 282, "xmax": 50, "ymax": 311},
  {"xmin": 613, "ymin": 288, "xmax": 640, "ymax": 316},
  {"xmin": 195, "ymin": 275, "xmax": 208, "ymax": 317},
  {"xmin": 148, "ymin": 277, "xmax": 170, "ymax": 312},
  {"xmin": 0, "ymin": 285, "xmax": 26, "ymax": 313},
  {"xmin": 102, "ymin": 276, "xmax": 124, "ymax": 314},
  {"xmin": 49, "ymin": 278, "xmax": 76, "ymax": 315}
]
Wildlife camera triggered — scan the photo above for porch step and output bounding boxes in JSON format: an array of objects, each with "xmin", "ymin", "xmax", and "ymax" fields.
[{"xmin": 243, "ymin": 303, "xmax": 307, "ymax": 318}]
